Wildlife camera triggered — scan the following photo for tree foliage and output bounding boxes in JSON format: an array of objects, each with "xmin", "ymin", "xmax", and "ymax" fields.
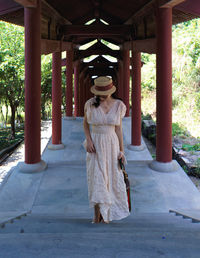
[
  {"xmin": 141, "ymin": 19, "xmax": 200, "ymax": 137},
  {"xmin": 41, "ymin": 55, "xmax": 52, "ymax": 120},
  {"xmin": 0, "ymin": 21, "xmax": 24, "ymax": 138},
  {"xmin": 0, "ymin": 21, "xmax": 56, "ymax": 138}
]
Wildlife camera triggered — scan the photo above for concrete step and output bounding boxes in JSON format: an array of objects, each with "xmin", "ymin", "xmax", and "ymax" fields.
[
  {"xmin": 0, "ymin": 232, "xmax": 200, "ymax": 258},
  {"xmin": 1, "ymin": 212, "xmax": 200, "ymax": 234},
  {"xmin": 170, "ymin": 209, "xmax": 200, "ymax": 223}
]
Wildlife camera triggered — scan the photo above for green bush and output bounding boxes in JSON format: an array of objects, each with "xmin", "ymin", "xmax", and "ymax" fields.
[
  {"xmin": 182, "ymin": 143, "xmax": 200, "ymax": 151},
  {"xmin": 172, "ymin": 122, "xmax": 189, "ymax": 137}
]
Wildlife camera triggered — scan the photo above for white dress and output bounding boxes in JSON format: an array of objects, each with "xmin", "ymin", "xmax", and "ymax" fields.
[{"xmin": 84, "ymin": 97, "xmax": 130, "ymax": 222}]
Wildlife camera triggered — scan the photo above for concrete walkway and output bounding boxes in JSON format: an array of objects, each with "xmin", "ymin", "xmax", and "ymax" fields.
[
  {"xmin": 1, "ymin": 117, "xmax": 200, "ymax": 257},
  {"xmin": 1, "ymin": 117, "xmax": 200, "ymax": 215}
]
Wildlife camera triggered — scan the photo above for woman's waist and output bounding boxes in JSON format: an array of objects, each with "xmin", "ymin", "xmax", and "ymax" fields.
[{"xmin": 91, "ymin": 124, "xmax": 115, "ymax": 134}]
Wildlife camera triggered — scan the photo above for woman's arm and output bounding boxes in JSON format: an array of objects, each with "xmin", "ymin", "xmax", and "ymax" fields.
[
  {"xmin": 115, "ymin": 118, "xmax": 125, "ymax": 162},
  {"xmin": 83, "ymin": 113, "xmax": 96, "ymax": 153}
]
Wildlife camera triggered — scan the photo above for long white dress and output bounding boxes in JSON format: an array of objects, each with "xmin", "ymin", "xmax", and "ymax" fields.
[{"xmin": 84, "ymin": 97, "xmax": 130, "ymax": 222}]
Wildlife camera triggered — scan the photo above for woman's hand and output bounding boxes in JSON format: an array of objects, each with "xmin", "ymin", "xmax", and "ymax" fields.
[
  {"xmin": 118, "ymin": 151, "xmax": 125, "ymax": 163},
  {"xmin": 86, "ymin": 139, "xmax": 96, "ymax": 153}
]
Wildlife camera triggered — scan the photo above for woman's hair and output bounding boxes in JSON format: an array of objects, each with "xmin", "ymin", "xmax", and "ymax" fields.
[{"xmin": 92, "ymin": 93, "xmax": 122, "ymax": 108}]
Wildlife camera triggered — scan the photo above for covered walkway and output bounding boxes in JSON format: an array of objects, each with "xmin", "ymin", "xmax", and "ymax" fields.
[{"xmin": 1, "ymin": 0, "xmax": 200, "ymax": 256}]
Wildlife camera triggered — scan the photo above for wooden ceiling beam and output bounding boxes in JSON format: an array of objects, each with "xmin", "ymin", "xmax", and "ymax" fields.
[
  {"xmin": 124, "ymin": 0, "xmax": 186, "ymax": 25},
  {"xmin": 160, "ymin": 0, "xmax": 186, "ymax": 8},
  {"xmin": 99, "ymin": 10, "xmax": 124, "ymax": 25},
  {"xmin": 41, "ymin": 0, "xmax": 71, "ymax": 25},
  {"xmin": 41, "ymin": 39, "xmax": 73, "ymax": 55},
  {"xmin": 74, "ymin": 49, "xmax": 121, "ymax": 61},
  {"xmin": 13, "ymin": 0, "xmax": 37, "ymax": 8},
  {"xmin": 123, "ymin": 38, "xmax": 156, "ymax": 54},
  {"xmin": 71, "ymin": 36, "xmax": 123, "ymax": 46},
  {"xmin": 61, "ymin": 25, "xmax": 132, "ymax": 37},
  {"xmin": 83, "ymin": 55, "xmax": 118, "ymax": 66},
  {"xmin": 81, "ymin": 62, "xmax": 118, "ymax": 70},
  {"xmin": 72, "ymin": 10, "xmax": 94, "ymax": 25},
  {"xmin": 87, "ymin": 69, "xmax": 117, "ymax": 78}
]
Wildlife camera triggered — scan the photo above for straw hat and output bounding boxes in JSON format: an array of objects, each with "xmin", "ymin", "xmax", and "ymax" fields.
[{"xmin": 90, "ymin": 76, "xmax": 116, "ymax": 96}]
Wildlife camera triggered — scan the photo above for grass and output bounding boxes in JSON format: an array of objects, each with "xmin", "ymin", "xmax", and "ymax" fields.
[
  {"xmin": 0, "ymin": 127, "xmax": 24, "ymax": 152},
  {"xmin": 182, "ymin": 143, "xmax": 200, "ymax": 152}
]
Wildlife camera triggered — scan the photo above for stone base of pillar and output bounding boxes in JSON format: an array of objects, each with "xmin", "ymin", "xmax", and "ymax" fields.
[
  {"xmin": 48, "ymin": 143, "xmax": 65, "ymax": 150},
  {"xmin": 63, "ymin": 116, "xmax": 76, "ymax": 120},
  {"xmin": 149, "ymin": 160, "xmax": 179, "ymax": 173},
  {"xmin": 128, "ymin": 144, "xmax": 145, "ymax": 151},
  {"xmin": 18, "ymin": 160, "xmax": 47, "ymax": 173}
]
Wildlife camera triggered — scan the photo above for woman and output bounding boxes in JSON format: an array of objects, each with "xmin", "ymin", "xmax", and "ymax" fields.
[{"xmin": 83, "ymin": 76, "xmax": 130, "ymax": 224}]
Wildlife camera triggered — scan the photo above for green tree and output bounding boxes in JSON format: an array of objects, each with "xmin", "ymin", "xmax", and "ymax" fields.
[
  {"xmin": 141, "ymin": 19, "xmax": 200, "ymax": 137},
  {"xmin": 41, "ymin": 55, "xmax": 52, "ymax": 120},
  {"xmin": 0, "ymin": 21, "xmax": 24, "ymax": 138}
]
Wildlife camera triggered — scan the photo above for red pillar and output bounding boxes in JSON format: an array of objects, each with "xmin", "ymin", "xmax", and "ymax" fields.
[
  {"xmin": 131, "ymin": 51, "xmax": 142, "ymax": 147},
  {"xmin": 79, "ymin": 74, "xmax": 84, "ymax": 116},
  {"xmin": 123, "ymin": 50, "xmax": 130, "ymax": 116},
  {"xmin": 118, "ymin": 61, "xmax": 123, "ymax": 100},
  {"xmin": 84, "ymin": 76, "xmax": 88, "ymax": 103},
  {"xmin": 85, "ymin": 76, "xmax": 90, "ymax": 101},
  {"xmin": 156, "ymin": 7, "xmax": 172, "ymax": 162},
  {"xmin": 116, "ymin": 68, "xmax": 120, "ymax": 97},
  {"xmin": 88, "ymin": 77, "xmax": 93, "ymax": 99},
  {"xmin": 24, "ymin": 0, "xmax": 41, "ymax": 164},
  {"xmin": 65, "ymin": 50, "xmax": 73, "ymax": 117},
  {"xmin": 74, "ymin": 63, "xmax": 79, "ymax": 117},
  {"xmin": 77, "ymin": 74, "xmax": 81, "ymax": 117},
  {"xmin": 51, "ymin": 51, "xmax": 63, "ymax": 146}
]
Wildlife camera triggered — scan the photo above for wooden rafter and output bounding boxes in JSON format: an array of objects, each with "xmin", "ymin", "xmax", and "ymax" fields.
[
  {"xmin": 160, "ymin": 0, "xmax": 186, "ymax": 8},
  {"xmin": 124, "ymin": 0, "xmax": 186, "ymax": 25},
  {"xmin": 61, "ymin": 25, "xmax": 133, "ymax": 37},
  {"xmin": 87, "ymin": 68, "xmax": 117, "ymax": 77},
  {"xmin": 123, "ymin": 38, "xmax": 156, "ymax": 54},
  {"xmin": 81, "ymin": 62, "xmax": 118, "ymax": 71},
  {"xmin": 72, "ymin": 10, "xmax": 94, "ymax": 25},
  {"xmin": 13, "ymin": 0, "xmax": 37, "ymax": 8},
  {"xmin": 41, "ymin": 39, "xmax": 73, "ymax": 55},
  {"xmin": 74, "ymin": 49, "xmax": 121, "ymax": 61},
  {"xmin": 100, "ymin": 10, "xmax": 124, "ymax": 25},
  {"xmin": 41, "ymin": 0, "xmax": 71, "ymax": 25},
  {"xmin": 83, "ymin": 55, "xmax": 118, "ymax": 66}
]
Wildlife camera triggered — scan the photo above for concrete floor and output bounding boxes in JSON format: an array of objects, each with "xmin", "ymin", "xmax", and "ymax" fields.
[{"xmin": 0, "ymin": 117, "xmax": 200, "ymax": 217}]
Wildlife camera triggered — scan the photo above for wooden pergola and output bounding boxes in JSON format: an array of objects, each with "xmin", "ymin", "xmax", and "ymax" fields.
[{"xmin": 0, "ymin": 0, "xmax": 199, "ymax": 172}]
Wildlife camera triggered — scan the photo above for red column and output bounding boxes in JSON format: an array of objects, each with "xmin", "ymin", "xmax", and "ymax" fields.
[
  {"xmin": 116, "ymin": 69, "xmax": 120, "ymax": 97},
  {"xmin": 74, "ymin": 63, "xmax": 79, "ymax": 117},
  {"xmin": 85, "ymin": 76, "xmax": 90, "ymax": 101},
  {"xmin": 84, "ymin": 76, "xmax": 88, "ymax": 103},
  {"xmin": 51, "ymin": 52, "xmax": 63, "ymax": 145},
  {"xmin": 77, "ymin": 74, "xmax": 81, "ymax": 117},
  {"xmin": 24, "ymin": 0, "xmax": 41, "ymax": 164},
  {"xmin": 123, "ymin": 50, "xmax": 130, "ymax": 116},
  {"xmin": 131, "ymin": 51, "xmax": 142, "ymax": 146},
  {"xmin": 118, "ymin": 61, "xmax": 123, "ymax": 100},
  {"xmin": 156, "ymin": 7, "xmax": 172, "ymax": 162},
  {"xmin": 65, "ymin": 50, "xmax": 73, "ymax": 117},
  {"xmin": 79, "ymin": 74, "xmax": 84, "ymax": 116},
  {"xmin": 88, "ymin": 77, "xmax": 93, "ymax": 99}
]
